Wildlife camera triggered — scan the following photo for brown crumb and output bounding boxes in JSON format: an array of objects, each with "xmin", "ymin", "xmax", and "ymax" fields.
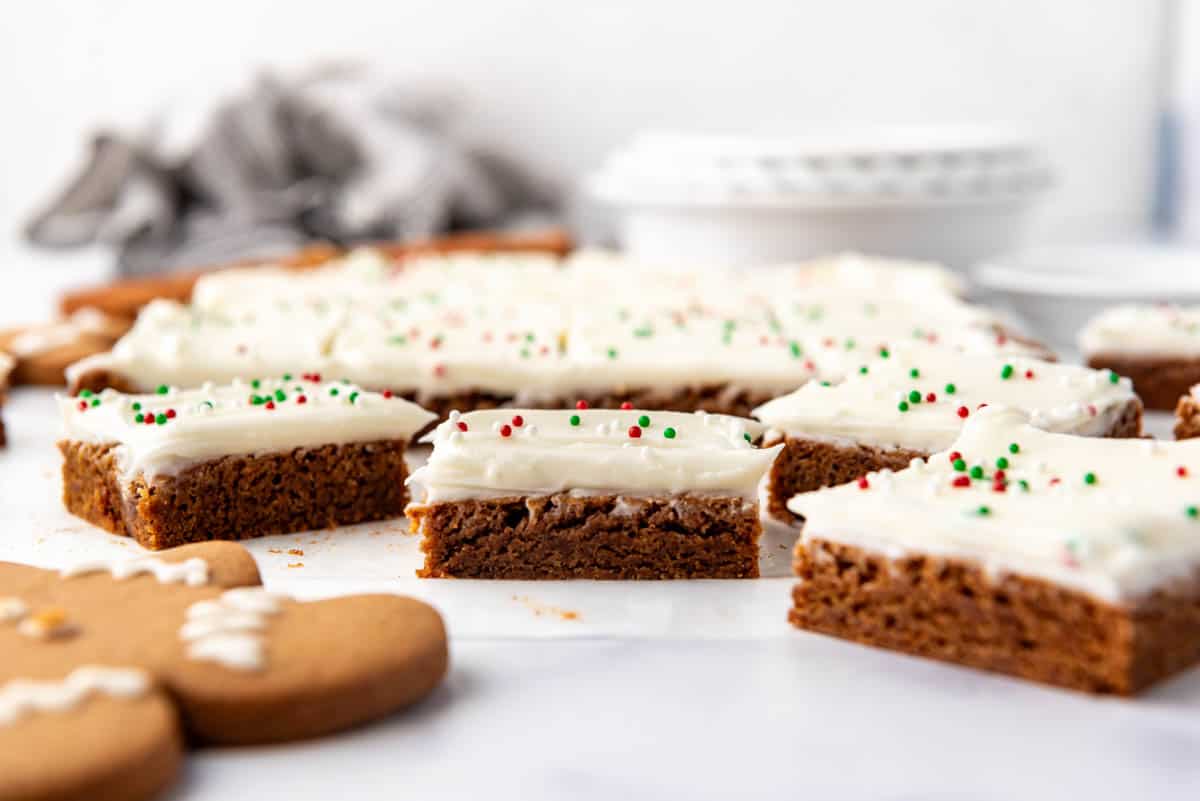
[
  {"xmin": 287, "ymin": 548, "xmax": 304, "ymax": 556},
  {"xmin": 287, "ymin": 562, "xmax": 304, "ymax": 569},
  {"xmin": 268, "ymin": 548, "xmax": 284, "ymax": 554},
  {"xmin": 511, "ymin": 594, "xmax": 581, "ymax": 622}
]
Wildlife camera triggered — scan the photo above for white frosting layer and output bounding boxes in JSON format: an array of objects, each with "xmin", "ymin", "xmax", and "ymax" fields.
[
  {"xmin": 60, "ymin": 378, "xmax": 435, "ymax": 477},
  {"xmin": 789, "ymin": 406, "xmax": 1200, "ymax": 602},
  {"xmin": 408, "ymin": 408, "xmax": 781, "ymax": 502},
  {"xmin": 1079, "ymin": 304, "xmax": 1200, "ymax": 358},
  {"xmin": 61, "ymin": 556, "xmax": 210, "ymax": 586},
  {"xmin": 0, "ymin": 666, "xmax": 150, "ymax": 726},
  {"xmin": 753, "ymin": 344, "xmax": 1137, "ymax": 452},
  {"xmin": 73, "ymin": 249, "xmax": 1039, "ymax": 401}
]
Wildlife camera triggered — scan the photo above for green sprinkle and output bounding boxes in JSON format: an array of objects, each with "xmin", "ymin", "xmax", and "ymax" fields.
[
  {"xmin": 283, "ymin": 373, "xmax": 293, "ymax": 381},
  {"xmin": 743, "ymin": 433, "xmax": 752, "ymax": 443},
  {"xmin": 898, "ymin": 401, "xmax": 910, "ymax": 412},
  {"xmin": 251, "ymin": 379, "xmax": 261, "ymax": 389},
  {"xmin": 90, "ymin": 399, "xmax": 100, "ymax": 407},
  {"xmin": 969, "ymin": 465, "xmax": 985, "ymax": 480},
  {"xmin": 664, "ymin": 427, "xmax": 677, "ymax": 439},
  {"xmin": 996, "ymin": 457, "xmax": 1009, "ymax": 470},
  {"xmin": 524, "ymin": 332, "xmax": 535, "ymax": 343},
  {"xmin": 520, "ymin": 348, "xmax": 531, "ymax": 359},
  {"xmin": 908, "ymin": 390, "xmax": 921, "ymax": 404},
  {"xmin": 953, "ymin": 458, "xmax": 967, "ymax": 472},
  {"xmin": 1108, "ymin": 370, "xmax": 1120, "ymax": 384},
  {"xmin": 249, "ymin": 395, "xmax": 263, "ymax": 405},
  {"xmin": 274, "ymin": 390, "xmax": 286, "ymax": 402},
  {"xmin": 607, "ymin": 347, "xmax": 618, "ymax": 360},
  {"xmin": 1084, "ymin": 472, "xmax": 1097, "ymax": 485},
  {"xmin": 879, "ymin": 347, "xmax": 890, "ymax": 359},
  {"xmin": 155, "ymin": 385, "xmax": 169, "ymax": 395},
  {"xmin": 569, "ymin": 414, "xmax": 581, "ymax": 426},
  {"xmin": 155, "ymin": 413, "xmax": 167, "ymax": 425},
  {"xmin": 819, "ymin": 381, "xmax": 831, "ymax": 387},
  {"xmin": 201, "ymin": 401, "xmax": 214, "ymax": 409},
  {"xmin": 131, "ymin": 402, "xmax": 142, "ymax": 411},
  {"xmin": 1189, "ymin": 506, "xmax": 1199, "ymax": 520},
  {"xmin": 134, "ymin": 413, "xmax": 143, "ymax": 423},
  {"xmin": 1008, "ymin": 442, "xmax": 1020, "ymax": 454},
  {"xmin": 388, "ymin": 335, "xmax": 407, "ymax": 346},
  {"xmin": 633, "ymin": 326, "xmax": 653, "ymax": 338},
  {"xmin": 844, "ymin": 338, "xmax": 856, "ymax": 351},
  {"xmin": 638, "ymin": 415, "xmax": 650, "ymax": 427},
  {"xmin": 859, "ymin": 366, "xmax": 869, "ymax": 375},
  {"xmin": 80, "ymin": 389, "xmax": 94, "ymax": 398},
  {"xmin": 329, "ymin": 388, "xmax": 339, "ymax": 397},
  {"xmin": 909, "ymin": 368, "xmax": 920, "ymax": 379},
  {"xmin": 944, "ymin": 383, "xmax": 957, "ymax": 395},
  {"xmin": 1001, "ymin": 364, "xmax": 1014, "ymax": 380},
  {"xmin": 349, "ymin": 391, "xmax": 359, "ymax": 404},
  {"xmin": 789, "ymin": 341, "xmax": 802, "ymax": 358},
  {"xmin": 1018, "ymin": 479, "xmax": 1030, "ymax": 492},
  {"xmin": 975, "ymin": 505, "xmax": 991, "ymax": 517}
]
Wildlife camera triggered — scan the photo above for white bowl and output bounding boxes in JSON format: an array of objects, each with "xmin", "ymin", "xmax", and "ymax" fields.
[
  {"xmin": 973, "ymin": 245, "xmax": 1200, "ymax": 352},
  {"xmin": 588, "ymin": 128, "xmax": 1049, "ymax": 268}
]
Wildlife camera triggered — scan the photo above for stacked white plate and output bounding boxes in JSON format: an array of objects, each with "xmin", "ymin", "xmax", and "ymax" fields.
[{"xmin": 587, "ymin": 128, "xmax": 1050, "ymax": 268}]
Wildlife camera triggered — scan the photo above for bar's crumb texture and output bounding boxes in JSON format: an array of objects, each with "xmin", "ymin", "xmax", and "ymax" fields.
[
  {"xmin": 1087, "ymin": 354, "xmax": 1200, "ymax": 412},
  {"xmin": 1175, "ymin": 391, "xmax": 1200, "ymax": 440},
  {"xmin": 60, "ymin": 440, "xmax": 409, "ymax": 550},
  {"xmin": 790, "ymin": 538, "xmax": 1200, "ymax": 695},
  {"xmin": 411, "ymin": 493, "xmax": 761, "ymax": 579}
]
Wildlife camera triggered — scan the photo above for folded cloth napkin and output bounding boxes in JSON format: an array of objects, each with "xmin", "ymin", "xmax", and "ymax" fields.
[{"xmin": 25, "ymin": 65, "xmax": 560, "ymax": 276}]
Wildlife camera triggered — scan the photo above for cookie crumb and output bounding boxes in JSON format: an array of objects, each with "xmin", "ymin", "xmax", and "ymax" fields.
[
  {"xmin": 287, "ymin": 562, "xmax": 304, "ymax": 568},
  {"xmin": 18, "ymin": 607, "xmax": 77, "ymax": 639},
  {"xmin": 512, "ymin": 595, "xmax": 581, "ymax": 622},
  {"xmin": 288, "ymin": 548, "xmax": 304, "ymax": 556}
]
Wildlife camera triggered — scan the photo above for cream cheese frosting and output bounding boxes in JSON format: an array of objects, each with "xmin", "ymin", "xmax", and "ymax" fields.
[
  {"xmin": 407, "ymin": 408, "xmax": 782, "ymax": 502},
  {"xmin": 1079, "ymin": 304, "xmax": 1200, "ymax": 358},
  {"xmin": 60, "ymin": 378, "xmax": 435, "ymax": 477},
  {"xmin": 788, "ymin": 406, "xmax": 1200, "ymax": 603},
  {"xmin": 753, "ymin": 344, "xmax": 1137, "ymax": 452}
]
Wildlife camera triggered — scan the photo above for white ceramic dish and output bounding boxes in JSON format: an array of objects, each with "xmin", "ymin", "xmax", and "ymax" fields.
[
  {"xmin": 973, "ymin": 244, "xmax": 1200, "ymax": 352},
  {"xmin": 588, "ymin": 128, "xmax": 1049, "ymax": 268}
]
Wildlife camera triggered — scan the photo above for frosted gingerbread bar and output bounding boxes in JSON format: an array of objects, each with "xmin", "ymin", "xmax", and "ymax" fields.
[
  {"xmin": 59, "ymin": 378, "xmax": 435, "ymax": 549},
  {"xmin": 406, "ymin": 407, "xmax": 782, "ymax": 579},
  {"xmin": 753, "ymin": 344, "xmax": 1141, "ymax": 521},
  {"xmin": 787, "ymin": 406, "xmax": 1200, "ymax": 695},
  {"xmin": 0, "ymin": 352, "xmax": 12, "ymax": 447},
  {"xmin": 1079, "ymin": 304, "xmax": 1200, "ymax": 410}
]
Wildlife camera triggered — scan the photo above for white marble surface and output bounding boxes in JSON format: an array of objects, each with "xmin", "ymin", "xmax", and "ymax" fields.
[{"xmin": 3, "ymin": 386, "xmax": 1200, "ymax": 799}]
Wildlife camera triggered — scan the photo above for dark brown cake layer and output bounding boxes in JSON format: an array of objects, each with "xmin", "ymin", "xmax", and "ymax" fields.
[
  {"xmin": 1175, "ymin": 392, "xmax": 1200, "ymax": 440},
  {"xmin": 790, "ymin": 538, "xmax": 1200, "ymax": 695},
  {"xmin": 1087, "ymin": 353, "xmax": 1200, "ymax": 411},
  {"xmin": 60, "ymin": 439, "xmax": 409, "ymax": 550},
  {"xmin": 762, "ymin": 398, "xmax": 1144, "ymax": 521},
  {"xmin": 410, "ymin": 493, "xmax": 761, "ymax": 579}
]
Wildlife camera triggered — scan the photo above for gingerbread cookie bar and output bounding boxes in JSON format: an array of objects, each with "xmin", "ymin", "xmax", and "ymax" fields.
[
  {"xmin": 0, "ymin": 307, "xmax": 130, "ymax": 387},
  {"xmin": 407, "ymin": 408, "xmax": 782, "ymax": 579},
  {"xmin": 1079, "ymin": 304, "xmax": 1200, "ymax": 410},
  {"xmin": 0, "ymin": 541, "xmax": 447, "ymax": 801},
  {"xmin": 0, "ymin": 352, "xmax": 12, "ymax": 447},
  {"xmin": 787, "ymin": 406, "xmax": 1200, "ymax": 694},
  {"xmin": 754, "ymin": 345, "xmax": 1142, "ymax": 520},
  {"xmin": 59, "ymin": 378, "xmax": 435, "ymax": 549}
]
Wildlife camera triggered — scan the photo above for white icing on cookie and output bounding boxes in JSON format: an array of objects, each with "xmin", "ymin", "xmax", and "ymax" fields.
[
  {"xmin": 788, "ymin": 406, "xmax": 1200, "ymax": 602},
  {"xmin": 61, "ymin": 556, "xmax": 210, "ymax": 586},
  {"xmin": 753, "ymin": 343, "xmax": 1137, "ymax": 452},
  {"xmin": 59, "ymin": 378, "xmax": 436, "ymax": 478},
  {"xmin": 1079, "ymin": 304, "xmax": 1200, "ymax": 358},
  {"xmin": 0, "ymin": 666, "xmax": 150, "ymax": 726},
  {"xmin": 0, "ymin": 597, "xmax": 28, "ymax": 623},
  {"xmin": 181, "ymin": 588, "xmax": 282, "ymax": 671},
  {"xmin": 408, "ymin": 408, "xmax": 782, "ymax": 502},
  {"xmin": 5, "ymin": 308, "xmax": 119, "ymax": 358}
]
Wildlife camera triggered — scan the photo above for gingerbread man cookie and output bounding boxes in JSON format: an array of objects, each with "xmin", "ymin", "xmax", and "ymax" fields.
[{"xmin": 0, "ymin": 541, "xmax": 448, "ymax": 801}]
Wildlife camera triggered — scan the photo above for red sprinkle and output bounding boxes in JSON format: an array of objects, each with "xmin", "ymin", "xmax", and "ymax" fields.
[
  {"xmin": 856, "ymin": 476, "xmax": 870, "ymax": 490},
  {"xmin": 628, "ymin": 425, "xmax": 642, "ymax": 438},
  {"xmin": 620, "ymin": 401, "xmax": 634, "ymax": 410},
  {"xmin": 952, "ymin": 476, "xmax": 971, "ymax": 488},
  {"xmin": 1025, "ymin": 369, "xmax": 1035, "ymax": 379},
  {"xmin": 822, "ymin": 337, "xmax": 834, "ymax": 348},
  {"xmin": 144, "ymin": 415, "xmax": 155, "ymax": 426},
  {"xmin": 165, "ymin": 409, "xmax": 176, "ymax": 419},
  {"xmin": 511, "ymin": 415, "xmax": 524, "ymax": 427},
  {"xmin": 804, "ymin": 359, "xmax": 816, "ymax": 371},
  {"xmin": 77, "ymin": 400, "xmax": 87, "ymax": 411},
  {"xmin": 996, "ymin": 334, "xmax": 1008, "ymax": 345},
  {"xmin": 992, "ymin": 482, "xmax": 1007, "ymax": 493},
  {"xmin": 429, "ymin": 337, "xmax": 442, "ymax": 350},
  {"xmin": 539, "ymin": 345, "xmax": 550, "ymax": 356},
  {"xmin": 382, "ymin": 390, "xmax": 393, "ymax": 399},
  {"xmin": 456, "ymin": 421, "xmax": 468, "ymax": 432},
  {"xmin": 265, "ymin": 401, "xmax": 276, "ymax": 410},
  {"xmin": 1050, "ymin": 477, "xmax": 1062, "ymax": 486},
  {"xmin": 296, "ymin": 395, "xmax": 307, "ymax": 405},
  {"xmin": 957, "ymin": 406, "xmax": 969, "ymax": 419},
  {"xmin": 500, "ymin": 424, "xmax": 513, "ymax": 438},
  {"xmin": 575, "ymin": 400, "xmax": 589, "ymax": 410},
  {"xmin": 432, "ymin": 364, "xmax": 446, "ymax": 378},
  {"xmin": 925, "ymin": 392, "xmax": 936, "ymax": 403},
  {"xmin": 949, "ymin": 451, "xmax": 962, "ymax": 463},
  {"xmin": 994, "ymin": 470, "xmax": 1006, "ymax": 481},
  {"xmin": 1178, "ymin": 466, "xmax": 1189, "ymax": 478}
]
